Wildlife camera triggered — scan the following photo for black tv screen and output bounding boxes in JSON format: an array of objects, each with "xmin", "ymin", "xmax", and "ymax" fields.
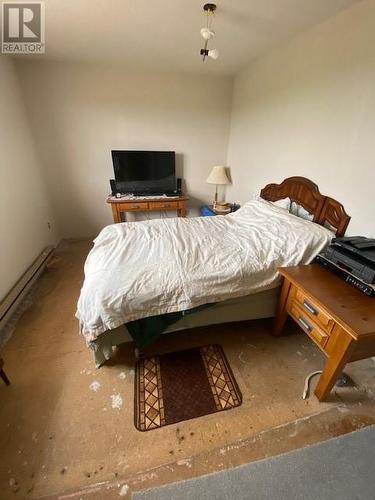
[{"xmin": 111, "ymin": 150, "xmax": 176, "ymax": 194}]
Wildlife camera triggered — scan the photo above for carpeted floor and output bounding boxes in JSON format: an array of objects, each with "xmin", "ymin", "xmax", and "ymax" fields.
[{"xmin": 134, "ymin": 425, "xmax": 375, "ymax": 500}]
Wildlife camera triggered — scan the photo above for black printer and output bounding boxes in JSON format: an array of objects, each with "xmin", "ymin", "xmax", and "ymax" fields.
[{"xmin": 316, "ymin": 236, "xmax": 375, "ymax": 296}]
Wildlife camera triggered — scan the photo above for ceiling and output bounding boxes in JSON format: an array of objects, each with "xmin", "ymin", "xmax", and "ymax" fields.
[{"xmin": 15, "ymin": 0, "xmax": 359, "ymax": 76}]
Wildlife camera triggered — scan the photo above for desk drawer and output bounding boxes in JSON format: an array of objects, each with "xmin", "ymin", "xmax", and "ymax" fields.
[
  {"xmin": 289, "ymin": 303, "xmax": 329, "ymax": 349},
  {"xmin": 149, "ymin": 201, "xmax": 177, "ymax": 210},
  {"xmin": 119, "ymin": 202, "xmax": 149, "ymax": 211},
  {"xmin": 294, "ymin": 289, "xmax": 334, "ymax": 333}
]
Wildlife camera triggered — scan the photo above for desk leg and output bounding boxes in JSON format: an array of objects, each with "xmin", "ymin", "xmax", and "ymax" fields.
[
  {"xmin": 178, "ymin": 205, "xmax": 187, "ymax": 217},
  {"xmin": 111, "ymin": 205, "xmax": 121, "ymax": 223},
  {"xmin": 314, "ymin": 329, "xmax": 354, "ymax": 401},
  {"xmin": 272, "ymin": 278, "xmax": 292, "ymax": 337}
]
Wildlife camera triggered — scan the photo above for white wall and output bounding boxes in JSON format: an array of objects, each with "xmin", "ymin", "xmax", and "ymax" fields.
[
  {"xmin": 0, "ymin": 57, "xmax": 59, "ymax": 301},
  {"xmin": 227, "ymin": 0, "xmax": 375, "ymax": 236},
  {"xmin": 16, "ymin": 61, "xmax": 233, "ymax": 237}
]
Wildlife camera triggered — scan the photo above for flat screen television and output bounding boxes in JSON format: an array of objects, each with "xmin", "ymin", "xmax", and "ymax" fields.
[{"xmin": 111, "ymin": 150, "xmax": 176, "ymax": 195}]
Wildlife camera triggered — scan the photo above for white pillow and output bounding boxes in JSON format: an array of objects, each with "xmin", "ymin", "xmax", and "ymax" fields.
[
  {"xmin": 272, "ymin": 197, "xmax": 291, "ymax": 211},
  {"xmin": 290, "ymin": 201, "xmax": 314, "ymax": 221}
]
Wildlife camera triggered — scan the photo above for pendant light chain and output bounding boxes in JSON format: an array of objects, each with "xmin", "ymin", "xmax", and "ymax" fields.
[{"xmin": 200, "ymin": 4, "xmax": 219, "ymax": 61}]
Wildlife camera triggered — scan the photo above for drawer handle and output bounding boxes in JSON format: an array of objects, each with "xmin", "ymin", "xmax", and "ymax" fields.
[
  {"xmin": 160, "ymin": 204, "xmax": 171, "ymax": 208},
  {"xmin": 298, "ymin": 316, "xmax": 312, "ymax": 333},
  {"xmin": 131, "ymin": 205, "xmax": 141, "ymax": 209},
  {"xmin": 303, "ymin": 300, "xmax": 317, "ymax": 316}
]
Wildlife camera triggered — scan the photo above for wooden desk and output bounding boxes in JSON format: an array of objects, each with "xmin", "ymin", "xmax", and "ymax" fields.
[
  {"xmin": 107, "ymin": 195, "xmax": 188, "ymax": 223},
  {"xmin": 273, "ymin": 264, "xmax": 375, "ymax": 401}
]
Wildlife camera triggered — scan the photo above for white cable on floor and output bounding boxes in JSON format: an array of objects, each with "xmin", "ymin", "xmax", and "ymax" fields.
[{"xmin": 302, "ymin": 370, "xmax": 323, "ymax": 399}]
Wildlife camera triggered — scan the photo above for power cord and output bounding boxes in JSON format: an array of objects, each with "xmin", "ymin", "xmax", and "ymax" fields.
[{"xmin": 302, "ymin": 371, "xmax": 322, "ymax": 399}]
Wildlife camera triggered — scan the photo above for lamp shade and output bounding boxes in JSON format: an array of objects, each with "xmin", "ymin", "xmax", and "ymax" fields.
[
  {"xmin": 206, "ymin": 166, "xmax": 230, "ymax": 185},
  {"xmin": 200, "ymin": 27, "xmax": 215, "ymax": 40},
  {"xmin": 208, "ymin": 48, "xmax": 219, "ymax": 60}
]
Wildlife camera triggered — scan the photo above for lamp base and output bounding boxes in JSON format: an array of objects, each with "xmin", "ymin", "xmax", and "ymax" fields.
[{"xmin": 213, "ymin": 200, "xmax": 230, "ymax": 212}]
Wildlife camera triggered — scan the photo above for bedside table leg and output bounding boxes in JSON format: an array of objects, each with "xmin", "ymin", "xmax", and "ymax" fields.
[
  {"xmin": 272, "ymin": 278, "xmax": 292, "ymax": 336},
  {"xmin": 314, "ymin": 332, "xmax": 354, "ymax": 401}
]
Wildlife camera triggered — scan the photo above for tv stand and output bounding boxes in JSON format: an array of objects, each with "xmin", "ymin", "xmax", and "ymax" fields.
[{"xmin": 107, "ymin": 194, "xmax": 188, "ymax": 223}]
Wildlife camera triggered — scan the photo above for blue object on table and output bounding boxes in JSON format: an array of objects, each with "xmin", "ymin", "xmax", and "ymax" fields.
[{"xmin": 200, "ymin": 205, "xmax": 216, "ymax": 216}]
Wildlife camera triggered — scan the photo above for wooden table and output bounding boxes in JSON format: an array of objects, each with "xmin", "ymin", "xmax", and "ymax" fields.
[
  {"xmin": 107, "ymin": 195, "xmax": 188, "ymax": 223},
  {"xmin": 273, "ymin": 264, "xmax": 375, "ymax": 401}
]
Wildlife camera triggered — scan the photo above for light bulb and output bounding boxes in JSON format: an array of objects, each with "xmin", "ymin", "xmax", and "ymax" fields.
[
  {"xmin": 200, "ymin": 27, "xmax": 215, "ymax": 41},
  {"xmin": 208, "ymin": 48, "xmax": 219, "ymax": 60}
]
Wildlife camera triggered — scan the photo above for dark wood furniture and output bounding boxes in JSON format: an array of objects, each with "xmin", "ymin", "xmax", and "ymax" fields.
[
  {"xmin": 107, "ymin": 195, "xmax": 188, "ymax": 223},
  {"xmin": 260, "ymin": 176, "xmax": 351, "ymax": 236},
  {"xmin": 0, "ymin": 357, "xmax": 10, "ymax": 386},
  {"xmin": 274, "ymin": 264, "xmax": 375, "ymax": 401}
]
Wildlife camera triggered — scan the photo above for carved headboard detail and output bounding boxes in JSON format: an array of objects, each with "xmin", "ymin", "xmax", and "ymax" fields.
[
  {"xmin": 318, "ymin": 197, "xmax": 351, "ymax": 237},
  {"xmin": 260, "ymin": 176, "xmax": 351, "ymax": 237}
]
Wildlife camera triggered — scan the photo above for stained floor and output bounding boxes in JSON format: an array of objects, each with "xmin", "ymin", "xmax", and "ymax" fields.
[{"xmin": 0, "ymin": 239, "xmax": 374, "ymax": 499}]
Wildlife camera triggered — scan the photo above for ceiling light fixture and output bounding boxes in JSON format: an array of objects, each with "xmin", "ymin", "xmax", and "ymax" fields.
[{"xmin": 200, "ymin": 3, "xmax": 219, "ymax": 62}]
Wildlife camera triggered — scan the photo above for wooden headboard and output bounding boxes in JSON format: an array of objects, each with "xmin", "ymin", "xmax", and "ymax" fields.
[{"xmin": 260, "ymin": 176, "xmax": 351, "ymax": 237}]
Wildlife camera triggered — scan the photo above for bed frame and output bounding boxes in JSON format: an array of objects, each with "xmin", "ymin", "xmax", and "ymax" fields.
[{"xmin": 260, "ymin": 176, "xmax": 351, "ymax": 237}]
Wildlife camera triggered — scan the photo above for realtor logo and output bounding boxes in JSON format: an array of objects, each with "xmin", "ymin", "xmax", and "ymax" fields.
[{"xmin": 2, "ymin": 2, "xmax": 45, "ymax": 54}]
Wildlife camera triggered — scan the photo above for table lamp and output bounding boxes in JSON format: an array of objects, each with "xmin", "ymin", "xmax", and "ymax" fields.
[{"xmin": 206, "ymin": 166, "xmax": 230, "ymax": 209}]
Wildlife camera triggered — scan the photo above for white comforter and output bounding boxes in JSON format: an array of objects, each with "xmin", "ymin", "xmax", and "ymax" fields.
[{"xmin": 76, "ymin": 199, "xmax": 333, "ymax": 342}]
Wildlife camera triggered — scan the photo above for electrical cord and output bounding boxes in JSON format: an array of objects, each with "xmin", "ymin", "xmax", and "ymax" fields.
[{"xmin": 302, "ymin": 370, "xmax": 323, "ymax": 399}]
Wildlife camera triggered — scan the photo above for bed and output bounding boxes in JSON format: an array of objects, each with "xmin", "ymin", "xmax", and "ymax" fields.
[{"xmin": 76, "ymin": 177, "xmax": 350, "ymax": 366}]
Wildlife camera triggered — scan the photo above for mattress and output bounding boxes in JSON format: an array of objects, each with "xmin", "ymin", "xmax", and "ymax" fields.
[{"xmin": 77, "ymin": 198, "xmax": 333, "ymax": 344}]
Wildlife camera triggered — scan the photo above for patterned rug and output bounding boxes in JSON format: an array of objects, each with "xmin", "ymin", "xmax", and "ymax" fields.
[{"xmin": 134, "ymin": 344, "xmax": 242, "ymax": 432}]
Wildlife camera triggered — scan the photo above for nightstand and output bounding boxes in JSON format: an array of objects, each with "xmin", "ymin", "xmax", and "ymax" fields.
[{"xmin": 273, "ymin": 264, "xmax": 375, "ymax": 401}]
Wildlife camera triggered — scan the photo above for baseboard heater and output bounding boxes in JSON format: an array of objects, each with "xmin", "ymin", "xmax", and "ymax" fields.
[{"xmin": 0, "ymin": 246, "xmax": 55, "ymax": 331}]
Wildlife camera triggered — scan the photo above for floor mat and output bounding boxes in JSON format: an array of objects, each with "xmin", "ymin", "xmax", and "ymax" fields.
[{"xmin": 134, "ymin": 344, "xmax": 242, "ymax": 431}]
